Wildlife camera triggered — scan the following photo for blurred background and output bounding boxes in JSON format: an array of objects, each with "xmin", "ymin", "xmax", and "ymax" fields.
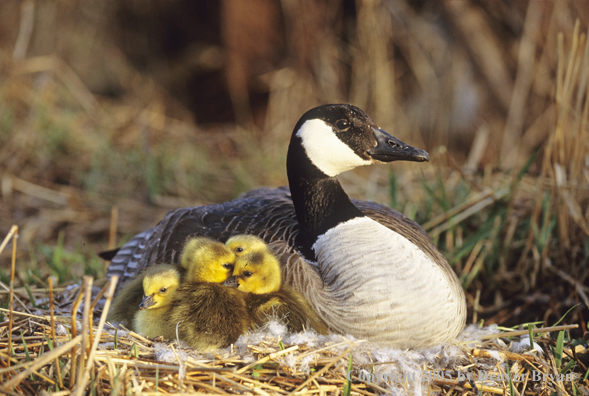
[{"xmin": 0, "ymin": 0, "xmax": 588, "ymax": 334}]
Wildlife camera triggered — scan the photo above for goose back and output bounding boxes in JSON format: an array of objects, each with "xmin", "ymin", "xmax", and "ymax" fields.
[{"xmin": 107, "ymin": 186, "xmax": 450, "ymax": 291}]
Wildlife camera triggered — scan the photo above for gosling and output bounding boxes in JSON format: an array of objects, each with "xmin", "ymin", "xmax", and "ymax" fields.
[
  {"xmin": 180, "ymin": 237, "xmax": 235, "ymax": 283},
  {"xmin": 224, "ymin": 235, "xmax": 329, "ymax": 334},
  {"xmin": 133, "ymin": 264, "xmax": 181, "ymax": 339},
  {"xmin": 167, "ymin": 237, "xmax": 250, "ymax": 350}
]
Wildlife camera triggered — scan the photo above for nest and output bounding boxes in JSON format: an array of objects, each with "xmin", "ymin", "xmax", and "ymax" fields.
[{"xmin": 0, "ymin": 263, "xmax": 587, "ymax": 395}]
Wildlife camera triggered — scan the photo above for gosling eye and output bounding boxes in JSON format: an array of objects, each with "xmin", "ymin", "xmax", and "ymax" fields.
[
  {"xmin": 243, "ymin": 271, "xmax": 253, "ymax": 278},
  {"xmin": 335, "ymin": 119, "xmax": 350, "ymax": 131},
  {"xmin": 160, "ymin": 287, "xmax": 167, "ymax": 293},
  {"xmin": 222, "ymin": 263, "xmax": 233, "ymax": 270},
  {"xmin": 235, "ymin": 247, "xmax": 244, "ymax": 253}
]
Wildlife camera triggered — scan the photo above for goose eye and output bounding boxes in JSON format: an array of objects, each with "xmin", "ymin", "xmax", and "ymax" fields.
[
  {"xmin": 335, "ymin": 119, "xmax": 350, "ymax": 131},
  {"xmin": 243, "ymin": 271, "xmax": 253, "ymax": 278},
  {"xmin": 160, "ymin": 287, "xmax": 167, "ymax": 293},
  {"xmin": 222, "ymin": 263, "xmax": 233, "ymax": 270},
  {"xmin": 235, "ymin": 247, "xmax": 244, "ymax": 253}
]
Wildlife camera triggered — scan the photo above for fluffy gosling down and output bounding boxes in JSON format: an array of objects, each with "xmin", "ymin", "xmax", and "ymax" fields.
[
  {"xmin": 113, "ymin": 237, "xmax": 250, "ymax": 350},
  {"xmin": 133, "ymin": 264, "xmax": 181, "ymax": 339},
  {"xmin": 168, "ymin": 237, "xmax": 250, "ymax": 350},
  {"xmin": 180, "ymin": 237, "xmax": 236, "ymax": 282},
  {"xmin": 224, "ymin": 235, "xmax": 329, "ymax": 334}
]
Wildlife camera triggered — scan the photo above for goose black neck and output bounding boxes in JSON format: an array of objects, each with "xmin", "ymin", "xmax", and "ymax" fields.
[{"xmin": 287, "ymin": 138, "xmax": 364, "ymax": 259}]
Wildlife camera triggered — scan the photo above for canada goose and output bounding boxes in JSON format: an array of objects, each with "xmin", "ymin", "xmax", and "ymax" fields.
[
  {"xmin": 224, "ymin": 235, "xmax": 329, "ymax": 334},
  {"xmin": 133, "ymin": 264, "xmax": 180, "ymax": 339},
  {"xmin": 105, "ymin": 104, "xmax": 466, "ymax": 348}
]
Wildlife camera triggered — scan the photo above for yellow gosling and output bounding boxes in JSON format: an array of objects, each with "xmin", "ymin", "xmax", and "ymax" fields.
[
  {"xmin": 180, "ymin": 237, "xmax": 236, "ymax": 283},
  {"xmin": 133, "ymin": 264, "xmax": 181, "ymax": 339},
  {"xmin": 167, "ymin": 237, "xmax": 250, "ymax": 350},
  {"xmin": 225, "ymin": 235, "xmax": 329, "ymax": 334}
]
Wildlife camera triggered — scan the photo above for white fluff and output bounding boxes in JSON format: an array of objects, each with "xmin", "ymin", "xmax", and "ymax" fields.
[
  {"xmin": 154, "ymin": 342, "xmax": 190, "ymax": 364},
  {"xmin": 511, "ymin": 336, "xmax": 544, "ymax": 355},
  {"xmin": 56, "ymin": 324, "xmax": 68, "ymax": 336}
]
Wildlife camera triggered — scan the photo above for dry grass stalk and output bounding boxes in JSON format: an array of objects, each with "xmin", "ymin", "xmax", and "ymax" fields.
[
  {"xmin": 47, "ymin": 276, "xmax": 63, "ymax": 389},
  {"xmin": 500, "ymin": 0, "xmax": 544, "ymax": 165},
  {"xmin": 7, "ymin": 225, "xmax": 18, "ymax": 371},
  {"xmin": 75, "ymin": 276, "xmax": 93, "ymax": 389},
  {"xmin": 69, "ymin": 279, "xmax": 86, "ymax": 389},
  {"xmin": 292, "ymin": 348, "xmax": 351, "ymax": 393},
  {"xmin": 74, "ymin": 276, "xmax": 118, "ymax": 396},
  {"xmin": 479, "ymin": 324, "xmax": 578, "ymax": 340}
]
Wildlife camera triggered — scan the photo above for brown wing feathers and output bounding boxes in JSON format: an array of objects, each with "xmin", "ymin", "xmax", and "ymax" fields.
[{"xmin": 106, "ymin": 187, "xmax": 441, "ymax": 293}]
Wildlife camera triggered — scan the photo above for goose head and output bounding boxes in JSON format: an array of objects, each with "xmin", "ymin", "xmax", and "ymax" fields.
[
  {"xmin": 180, "ymin": 237, "xmax": 236, "ymax": 283},
  {"xmin": 287, "ymin": 104, "xmax": 429, "ymax": 179},
  {"xmin": 139, "ymin": 265, "xmax": 180, "ymax": 310},
  {"xmin": 224, "ymin": 235, "xmax": 282, "ymax": 294}
]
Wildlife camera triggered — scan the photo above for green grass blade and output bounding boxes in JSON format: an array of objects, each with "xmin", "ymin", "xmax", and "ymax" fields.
[
  {"xmin": 560, "ymin": 360, "xmax": 576, "ymax": 374},
  {"xmin": 21, "ymin": 333, "xmax": 31, "ymax": 362},
  {"xmin": 21, "ymin": 333, "xmax": 34, "ymax": 380},
  {"xmin": 24, "ymin": 284, "xmax": 37, "ymax": 308},
  {"xmin": 343, "ymin": 353, "xmax": 353, "ymax": 396},
  {"xmin": 111, "ymin": 364, "xmax": 120, "ymax": 396},
  {"xmin": 515, "ymin": 148, "xmax": 540, "ymax": 184},
  {"xmin": 506, "ymin": 361, "xmax": 515, "ymax": 396},
  {"xmin": 91, "ymin": 372, "xmax": 96, "ymax": 396},
  {"xmin": 252, "ymin": 364, "xmax": 263, "ymax": 377},
  {"xmin": 552, "ymin": 304, "xmax": 580, "ymax": 327},
  {"xmin": 554, "ymin": 331, "xmax": 564, "ymax": 369},
  {"xmin": 129, "ymin": 342, "xmax": 138, "ymax": 358},
  {"xmin": 45, "ymin": 334, "xmax": 54, "ymax": 349},
  {"xmin": 528, "ymin": 324, "xmax": 534, "ymax": 351}
]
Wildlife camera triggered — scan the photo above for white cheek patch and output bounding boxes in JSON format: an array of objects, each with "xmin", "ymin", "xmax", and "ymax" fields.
[{"xmin": 296, "ymin": 119, "xmax": 373, "ymax": 177}]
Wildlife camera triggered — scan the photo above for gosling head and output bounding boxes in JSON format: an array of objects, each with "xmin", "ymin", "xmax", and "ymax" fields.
[
  {"xmin": 180, "ymin": 237, "xmax": 236, "ymax": 283},
  {"xmin": 139, "ymin": 265, "xmax": 180, "ymax": 310},
  {"xmin": 224, "ymin": 235, "xmax": 282, "ymax": 294}
]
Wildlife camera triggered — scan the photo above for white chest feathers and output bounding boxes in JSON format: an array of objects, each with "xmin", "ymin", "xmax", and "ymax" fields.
[{"xmin": 311, "ymin": 217, "xmax": 464, "ymax": 346}]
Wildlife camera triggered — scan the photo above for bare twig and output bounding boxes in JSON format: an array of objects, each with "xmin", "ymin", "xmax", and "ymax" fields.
[
  {"xmin": 12, "ymin": 0, "xmax": 35, "ymax": 60},
  {"xmin": 48, "ymin": 277, "xmax": 64, "ymax": 389},
  {"xmin": 74, "ymin": 276, "xmax": 118, "ymax": 396},
  {"xmin": 479, "ymin": 324, "xmax": 578, "ymax": 340},
  {"xmin": 7, "ymin": 225, "xmax": 18, "ymax": 369}
]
